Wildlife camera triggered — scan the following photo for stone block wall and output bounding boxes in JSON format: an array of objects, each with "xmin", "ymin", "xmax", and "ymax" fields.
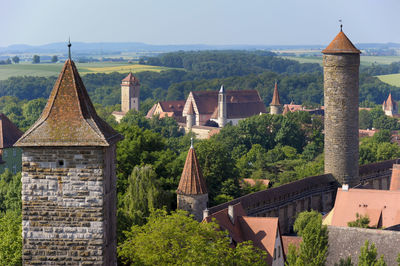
[
  {"xmin": 323, "ymin": 53, "xmax": 360, "ymax": 186},
  {"xmin": 21, "ymin": 146, "xmax": 117, "ymax": 265},
  {"xmin": 177, "ymin": 193, "xmax": 208, "ymax": 221}
]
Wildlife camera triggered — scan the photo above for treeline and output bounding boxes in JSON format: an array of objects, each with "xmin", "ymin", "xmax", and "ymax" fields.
[{"xmin": 361, "ymin": 61, "xmax": 400, "ymax": 76}]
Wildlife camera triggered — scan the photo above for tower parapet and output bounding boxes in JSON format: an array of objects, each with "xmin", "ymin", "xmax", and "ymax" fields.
[
  {"xmin": 322, "ymin": 28, "xmax": 360, "ymax": 186},
  {"xmin": 15, "ymin": 56, "xmax": 123, "ymax": 264}
]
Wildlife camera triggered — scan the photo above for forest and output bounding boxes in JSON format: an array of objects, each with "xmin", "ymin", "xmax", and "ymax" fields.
[{"xmin": 1, "ymin": 50, "xmax": 400, "ymax": 264}]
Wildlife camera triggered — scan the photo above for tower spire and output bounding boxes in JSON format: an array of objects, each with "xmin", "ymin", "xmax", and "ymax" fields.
[{"xmin": 68, "ymin": 37, "xmax": 72, "ymax": 60}]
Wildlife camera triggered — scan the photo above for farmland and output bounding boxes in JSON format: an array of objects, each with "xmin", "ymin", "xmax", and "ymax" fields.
[
  {"xmin": 0, "ymin": 62, "xmax": 175, "ymax": 80},
  {"xmin": 376, "ymin": 73, "xmax": 400, "ymax": 87}
]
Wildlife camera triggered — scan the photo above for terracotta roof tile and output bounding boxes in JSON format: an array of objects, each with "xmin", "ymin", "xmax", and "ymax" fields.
[
  {"xmin": 281, "ymin": 236, "xmax": 302, "ymax": 256},
  {"xmin": 15, "ymin": 59, "xmax": 123, "ymax": 147},
  {"xmin": 390, "ymin": 164, "xmax": 400, "ymax": 191},
  {"xmin": 177, "ymin": 146, "xmax": 207, "ymax": 195},
  {"xmin": 322, "ymin": 30, "xmax": 361, "ymax": 54},
  {"xmin": 121, "ymin": 72, "xmax": 140, "ymax": 85},
  {"xmin": 270, "ymin": 82, "xmax": 281, "ymax": 105},
  {"xmin": 0, "ymin": 114, "xmax": 23, "ymax": 148}
]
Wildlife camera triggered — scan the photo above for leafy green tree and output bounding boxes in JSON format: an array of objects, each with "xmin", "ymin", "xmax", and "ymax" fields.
[
  {"xmin": 32, "ymin": 55, "xmax": 40, "ymax": 64},
  {"xmin": 21, "ymin": 98, "xmax": 46, "ymax": 129},
  {"xmin": 359, "ymin": 109, "xmax": 372, "ymax": 129},
  {"xmin": 0, "ymin": 170, "xmax": 22, "ymax": 213},
  {"xmin": 118, "ymin": 209, "xmax": 266, "ymax": 265},
  {"xmin": 347, "ymin": 213, "xmax": 370, "ymax": 228},
  {"xmin": 358, "ymin": 240, "xmax": 386, "ymax": 266},
  {"xmin": 335, "ymin": 257, "xmax": 354, "ymax": 266},
  {"xmin": 11, "ymin": 56, "xmax": 19, "ymax": 64},
  {"xmin": 287, "ymin": 210, "xmax": 328, "ymax": 266},
  {"xmin": 51, "ymin": 55, "xmax": 58, "ymax": 63},
  {"xmin": 0, "ymin": 210, "xmax": 22, "ymax": 266}
]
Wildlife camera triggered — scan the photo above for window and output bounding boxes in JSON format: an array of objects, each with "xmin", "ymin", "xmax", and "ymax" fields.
[
  {"xmin": 278, "ymin": 246, "xmax": 281, "ymax": 258},
  {"xmin": 273, "ymin": 248, "xmax": 276, "ymax": 260}
]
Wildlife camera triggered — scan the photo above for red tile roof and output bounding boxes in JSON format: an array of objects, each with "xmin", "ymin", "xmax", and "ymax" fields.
[
  {"xmin": 177, "ymin": 146, "xmax": 207, "ymax": 195},
  {"xmin": 270, "ymin": 82, "xmax": 281, "ymax": 105},
  {"xmin": 322, "ymin": 30, "xmax": 361, "ymax": 54},
  {"xmin": 281, "ymin": 236, "xmax": 302, "ymax": 256},
  {"xmin": 0, "ymin": 114, "xmax": 23, "ymax": 149},
  {"xmin": 390, "ymin": 164, "xmax": 400, "ymax": 191},
  {"xmin": 15, "ymin": 59, "xmax": 123, "ymax": 147},
  {"xmin": 324, "ymin": 188, "xmax": 400, "ymax": 228},
  {"xmin": 121, "ymin": 72, "xmax": 140, "ymax": 85}
]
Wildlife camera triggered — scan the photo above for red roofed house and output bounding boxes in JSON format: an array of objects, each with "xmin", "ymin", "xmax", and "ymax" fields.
[
  {"xmin": 182, "ymin": 85, "xmax": 266, "ymax": 128},
  {"xmin": 112, "ymin": 72, "xmax": 140, "ymax": 122},
  {"xmin": 203, "ymin": 203, "xmax": 285, "ymax": 266},
  {"xmin": 0, "ymin": 113, "xmax": 23, "ymax": 174},
  {"xmin": 323, "ymin": 165, "xmax": 400, "ymax": 229},
  {"xmin": 146, "ymin": 100, "xmax": 185, "ymax": 123},
  {"xmin": 176, "ymin": 140, "xmax": 208, "ymax": 221},
  {"xmin": 382, "ymin": 93, "xmax": 398, "ymax": 117}
]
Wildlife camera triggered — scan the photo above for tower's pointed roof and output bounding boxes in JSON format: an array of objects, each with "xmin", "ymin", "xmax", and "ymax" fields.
[
  {"xmin": 0, "ymin": 114, "xmax": 23, "ymax": 148},
  {"xmin": 121, "ymin": 72, "xmax": 140, "ymax": 85},
  {"xmin": 322, "ymin": 30, "xmax": 361, "ymax": 54},
  {"xmin": 187, "ymin": 101, "xmax": 195, "ymax": 115},
  {"xmin": 15, "ymin": 59, "xmax": 123, "ymax": 147},
  {"xmin": 177, "ymin": 145, "xmax": 207, "ymax": 195},
  {"xmin": 387, "ymin": 93, "xmax": 394, "ymax": 107},
  {"xmin": 219, "ymin": 85, "xmax": 225, "ymax": 93},
  {"xmin": 270, "ymin": 82, "xmax": 281, "ymax": 106}
]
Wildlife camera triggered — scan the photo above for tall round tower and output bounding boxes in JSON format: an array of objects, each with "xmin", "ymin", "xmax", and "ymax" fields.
[
  {"xmin": 217, "ymin": 85, "xmax": 227, "ymax": 127},
  {"xmin": 270, "ymin": 81, "xmax": 282, "ymax": 115},
  {"xmin": 322, "ymin": 28, "xmax": 360, "ymax": 187}
]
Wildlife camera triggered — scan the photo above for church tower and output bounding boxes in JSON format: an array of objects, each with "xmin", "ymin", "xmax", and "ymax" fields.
[
  {"xmin": 15, "ymin": 45, "xmax": 123, "ymax": 265},
  {"xmin": 270, "ymin": 81, "xmax": 282, "ymax": 115},
  {"xmin": 177, "ymin": 140, "xmax": 208, "ymax": 221},
  {"xmin": 322, "ymin": 27, "xmax": 360, "ymax": 187},
  {"xmin": 121, "ymin": 72, "xmax": 140, "ymax": 113},
  {"xmin": 217, "ymin": 85, "xmax": 227, "ymax": 127}
]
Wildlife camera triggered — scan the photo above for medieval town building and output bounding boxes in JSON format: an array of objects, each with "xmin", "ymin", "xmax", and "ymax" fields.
[
  {"xmin": 16, "ymin": 53, "xmax": 123, "ymax": 264},
  {"xmin": 382, "ymin": 93, "xmax": 398, "ymax": 117},
  {"xmin": 270, "ymin": 82, "xmax": 283, "ymax": 115},
  {"xmin": 0, "ymin": 113, "xmax": 23, "ymax": 174},
  {"xmin": 112, "ymin": 72, "xmax": 140, "ymax": 122},
  {"xmin": 145, "ymin": 100, "xmax": 185, "ymax": 123}
]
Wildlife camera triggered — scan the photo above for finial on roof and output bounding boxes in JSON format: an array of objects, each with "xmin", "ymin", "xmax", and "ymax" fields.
[
  {"xmin": 339, "ymin": 19, "xmax": 343, "ymax": 32},
  {"xmin": 219, "ymin": 85, "xmax": 224, "ymax": 93},
  {"xmin": 68, "ymin": 37, "xmax": 72, "ymax": 60},
  {"xmin": 190, "ymin": 137, "xmax": 194, "ymax": 149}
]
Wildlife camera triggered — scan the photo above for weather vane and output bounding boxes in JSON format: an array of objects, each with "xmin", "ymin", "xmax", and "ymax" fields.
[
  {"xmin": 339, "ymin": 19, "xmax": 343, "ymax": 31},
  {"xmin": 68, "ymin": 37, "xmax": 72, "ymax": 60}
]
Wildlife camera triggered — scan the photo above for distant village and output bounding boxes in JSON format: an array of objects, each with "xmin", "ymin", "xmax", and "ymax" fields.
[{"xmin": 1, "ymin": 28, "xmax": 400, "ymax": 265}]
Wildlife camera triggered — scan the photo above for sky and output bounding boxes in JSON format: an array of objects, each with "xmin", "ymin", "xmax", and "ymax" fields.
[{"xmin": 1, "ymin": 0, "xmax": 400, "ymax": 47}]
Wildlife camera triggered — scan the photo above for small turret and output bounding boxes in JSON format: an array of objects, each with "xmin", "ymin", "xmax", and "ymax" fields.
[
  {"xmin": 186, "ymin": 101, "xmax": 195, "ymax": 130},
  {"xmin": 177, "ymin": 138, "xmax": 208, "ymax": 221},
  {"xmin": 270, "ymin": 81, "xmax": 282, "ymax": 115},
  {"xmin": 217, "ymin": 85, "xmax": 227, "ymax": 127}
]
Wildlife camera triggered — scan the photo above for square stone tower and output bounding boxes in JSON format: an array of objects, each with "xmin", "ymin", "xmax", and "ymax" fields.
[
  {"xmin": 15, "ymin": 59, "xmax": 123, "ymax": 265},
  {"xmin": 121, "ymin": 72, "xmax": 140, "ymax": 113}
]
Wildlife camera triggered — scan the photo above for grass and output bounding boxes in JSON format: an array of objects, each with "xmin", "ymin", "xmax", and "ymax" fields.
[
  {"xmin": 0, "ymin": 62, "xmax": 175, "ymax": 80},
  {"xmin": 376, "ymin": 73, "xmax": 400, "ymax": 87}
]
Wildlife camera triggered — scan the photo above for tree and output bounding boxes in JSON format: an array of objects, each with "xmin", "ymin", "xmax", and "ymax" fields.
[
  {"xmin": 11, "ymin": 56, "xmax": 19, "ymax": 64},
  {"xmin": 286, "ymin": 210, "xmax": 328, "ymax": 266},
  {"xmin": 348, "ymin": 213, "xmax": 370, "ymax": 228},
  {"xmin": 32, "ymin": 55, "xmax": 40, "ymax": 64},
  {"xmin": 0, "ymin": 170, "xmax": 22, "ymax": 213},
  {"xmin": 358, "ymin": 240, "xmax": 386, "ymax": 266},
  {"xmin": 335, "ymin": 257, "xmax": 354, "ymax": 266},
  {"xmin": 118, "ymin": 209, "xmax": 266, "ymax": 265},
  {"xmin": 0, "ymin": 210, "xmax": 22, "ymax": 266},
  {"xmin": 51, "ymin": 55, "xmax": 58, "ymax": 63}
]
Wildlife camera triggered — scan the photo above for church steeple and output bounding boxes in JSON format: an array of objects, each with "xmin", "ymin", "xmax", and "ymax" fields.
[{"xmin": 270, "ymin": 81, "xmax": 283, "ymax": 115}]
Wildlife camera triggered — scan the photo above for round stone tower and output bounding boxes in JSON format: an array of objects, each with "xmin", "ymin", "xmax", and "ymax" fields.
[
  {"xmin": 270, "ymin": 81, "xmax": 282, "ymax": 115},
  {"xmin": 322, "ymin": 28, "xmax": 361, "ymax": 187}
]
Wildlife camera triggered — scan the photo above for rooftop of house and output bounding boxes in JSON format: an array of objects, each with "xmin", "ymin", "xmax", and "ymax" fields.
[
  {"xmin": 15, "ymin": 59, "xmax": 123, "ymax": 147},
  {"xmin": 146, "ymin": 100, "xmax": 185, "ymax": 118},
  {"xmin": 0, "ymin": 113, "xmax": 23, "ymax": 149}
]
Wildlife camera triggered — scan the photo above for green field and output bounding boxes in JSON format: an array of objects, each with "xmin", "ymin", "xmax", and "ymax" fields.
[
  {"xmin": 281, "ymin": 55, "xmax": 400, "ymax": 66},
  {"xmin": 0, "ymin": 62, "xmax": 174, "ymax": 80},
  {"xmin": 376, "ymin": 73, "xmax": 400, "ymax": 87}
]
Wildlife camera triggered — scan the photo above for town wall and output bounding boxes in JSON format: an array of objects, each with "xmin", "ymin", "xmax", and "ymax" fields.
[{"xmin": 22, "ymin": 146, "xmax": 117, "ymax": 265}]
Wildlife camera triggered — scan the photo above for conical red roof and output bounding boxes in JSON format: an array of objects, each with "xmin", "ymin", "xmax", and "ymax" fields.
[
  {"xmin": 270, "ymin": 82, "xmax": 281, "ymax": 105},
  {"xmin": 0, "ymin": 114, "xmax": 23, "ymax": 148},
  {"xmin": 122, "ymin": 72, "xmax": 139, "ymax": 85},
  {"xmin": 177, "ymin": 146, "xmax": 207, "ymax": 195},
  {"xmin": 15, "ymin": 59, "xmax": 123, "ymax": 147},
  {"xmin": 322, "ymin": 30, "xmax": 360, "ymax": 54}
]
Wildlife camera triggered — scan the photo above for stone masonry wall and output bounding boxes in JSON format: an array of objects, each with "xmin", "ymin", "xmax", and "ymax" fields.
[
  {"xmin": 177, "ymin": 193, "xmax": 208, "ymax": 222},
  {"xmin": 270, "ymin": 105, "xmax": 282, "ymax": 115},
  {"xmin": 22, "ymin": 146, "xmax": 117, "ymax": 265},
  {"xmin": 324, "ymin": 53, "xmax": 360, "ymax": 186}
]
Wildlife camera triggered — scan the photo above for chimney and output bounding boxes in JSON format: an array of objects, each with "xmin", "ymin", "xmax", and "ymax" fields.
[
  {"xmin": 390, "ymin": 164, "xmax": 400, "ymax": 191},
  {"xmin": 203, "ymin": 208, "xmax": 209, "ymax": 220},
  {"xmin": 228, "ymin": 205, "xmax": 234, "ymax": 224},
  {"xmin": 342, "ymin": 184, "xmax": 349, "ymax": 191}
]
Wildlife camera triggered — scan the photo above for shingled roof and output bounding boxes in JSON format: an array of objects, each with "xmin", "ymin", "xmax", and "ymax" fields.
[
  {"xmin": 121, "ymin": 72, "xmax": 140, "ymax": 85},
  {"xmin": 15, "ymin": 59, "xmax": 122, "ymax": 147},
  {"xmin": 176, "ymin": 145, "xmax": 207, "ymax": 195},
  {"xmin": 390, "ymin": 164, "xmax": 400, "ymax": 191},
  {"xmin": 270, "ymin": 82, "xmax": 281, "ymax": 106},
  {"xmin": 322, "ymin": 30, "xmax": 361, "ymax": 54},
  {"xmin": 0, "ymin": 114, "xmax": 23, "ymax": 148}
]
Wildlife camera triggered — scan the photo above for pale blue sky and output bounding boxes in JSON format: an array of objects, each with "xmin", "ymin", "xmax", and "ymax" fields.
[{"xmin": 1, "ymin": 0, "xmax": 400, "ymax": 47}]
